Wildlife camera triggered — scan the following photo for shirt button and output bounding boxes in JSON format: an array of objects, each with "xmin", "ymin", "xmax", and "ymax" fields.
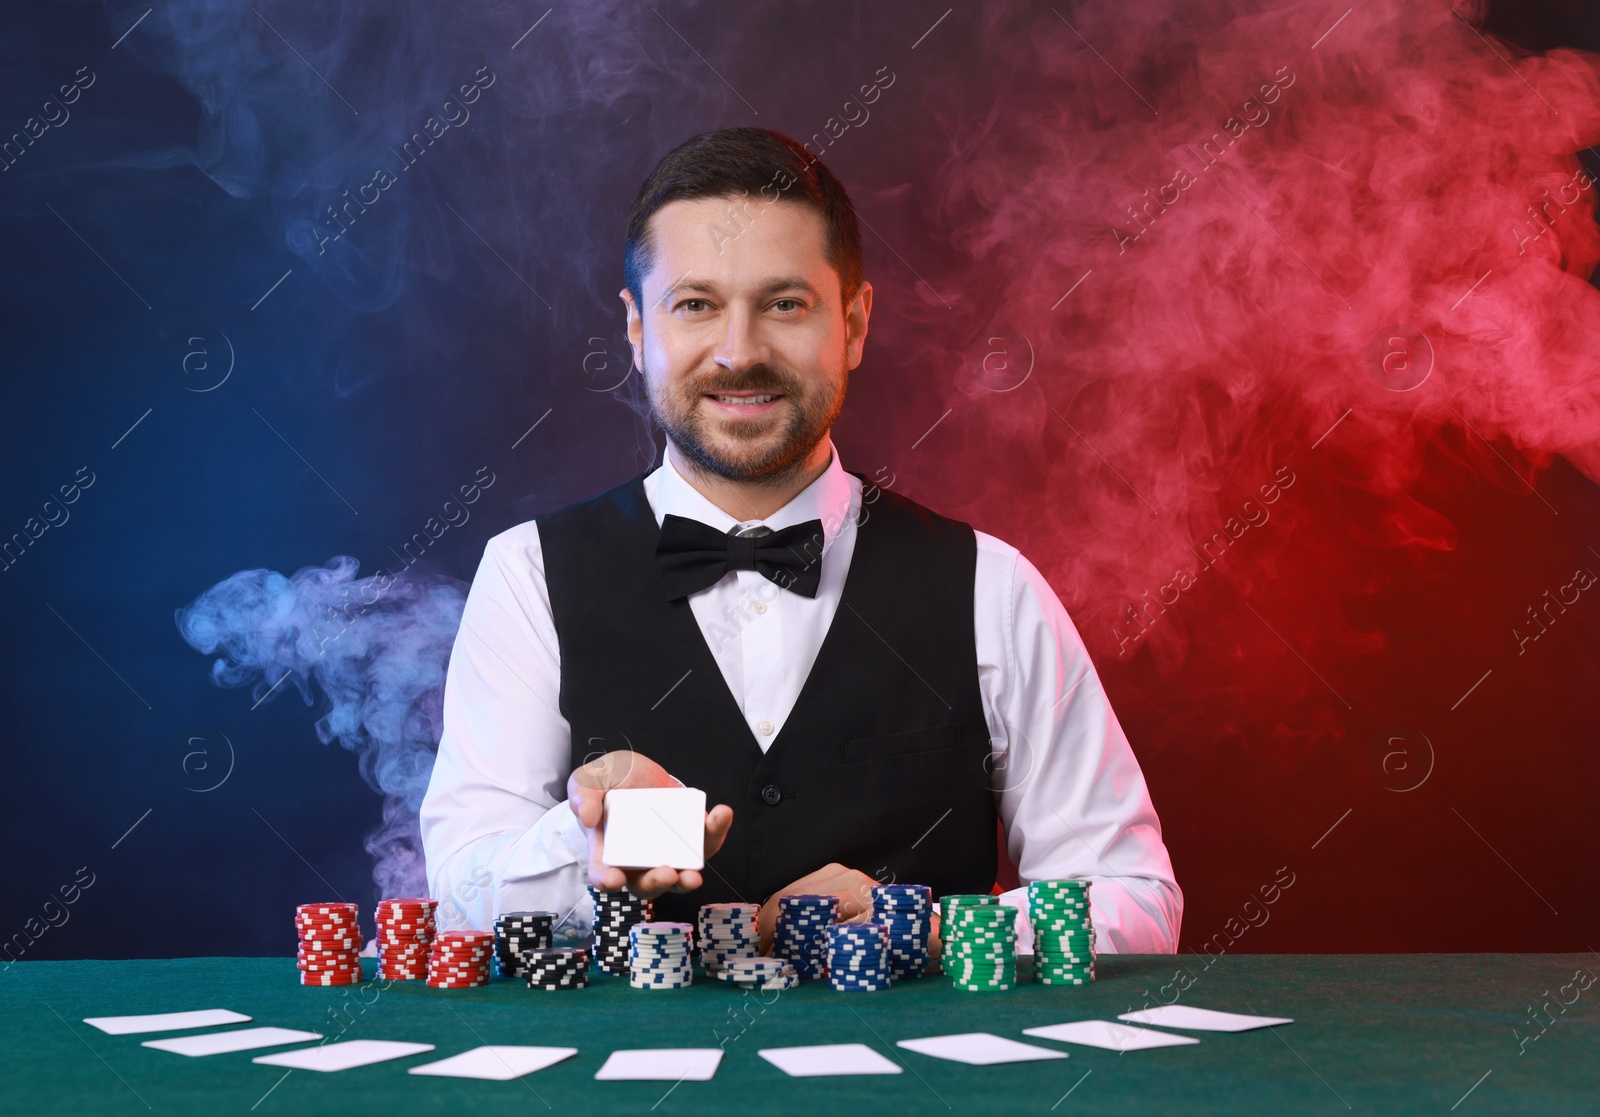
[
  {"xmin": 761, "ymin": 784, "xmax": 782, "ymax": 806},
  {"xmin": 757, "ymin": 720, "xmax": 774, "ymax": 736},
  {"xmin": 751, "ymin": 600, "xmax": 767, "ymax": 615}
]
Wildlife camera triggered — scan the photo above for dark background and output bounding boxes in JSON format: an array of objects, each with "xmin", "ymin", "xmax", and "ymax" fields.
[{"xmin": 2, "ymin": 0, "xmax": 1598, "ymax": 961}]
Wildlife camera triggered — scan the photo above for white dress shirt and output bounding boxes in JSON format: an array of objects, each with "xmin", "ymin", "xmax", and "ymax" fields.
[{"xmin": 419, "ymin": 438, "xmax": 1183, "ymax": 953}]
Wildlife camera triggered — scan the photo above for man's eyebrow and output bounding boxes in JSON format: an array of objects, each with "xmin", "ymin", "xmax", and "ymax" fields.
[{"xmin": 659, "ymin": 276, "xmax": 822, "ymax": 303}]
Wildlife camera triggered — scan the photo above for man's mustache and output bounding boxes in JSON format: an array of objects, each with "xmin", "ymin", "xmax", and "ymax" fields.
[{"xmin": 689, "ymin": 370, "xmax": 796, "ymax": 395}]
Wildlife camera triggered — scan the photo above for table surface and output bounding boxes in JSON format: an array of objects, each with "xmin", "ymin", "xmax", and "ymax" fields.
[{"xmin": 4, "ymin": 954, "xmax": 1596, "ymax": 1115}]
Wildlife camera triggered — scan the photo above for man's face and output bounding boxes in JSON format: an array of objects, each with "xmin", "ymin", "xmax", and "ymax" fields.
[{"xmin": 622, "ymin": 196, "xmax": 871, "ymax": 485}]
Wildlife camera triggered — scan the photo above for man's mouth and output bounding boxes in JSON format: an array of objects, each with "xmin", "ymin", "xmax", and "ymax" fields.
[
  {"xmin": 703, "ymin": 391, "xmax": 785, "ymax": 417},
  {"xmin": 706, "ymin": 392, "xmax": 781, "ymax": 405}
]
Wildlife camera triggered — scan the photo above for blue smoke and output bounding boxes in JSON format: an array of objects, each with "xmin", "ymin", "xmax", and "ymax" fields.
[{"xmin": 175, "ymin": 556, "xmax": 467, "ymax": 896}]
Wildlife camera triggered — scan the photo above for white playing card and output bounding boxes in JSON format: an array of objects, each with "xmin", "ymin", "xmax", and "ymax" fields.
[
  {"xmin": 601, "ymin": 787, "xmax": 706, "ymax": 870},
  {"xmin": 1118, "ymin": 1005, "xmax": 1293, "ymax": 1032},
  {"xmin": 593, "ymin": 1048, "xmax": 723, "ymax": 1081},
  {"xmin": 142, "ymin": 1027, "xmax": 322, "ymax": 1057},
  {"xmin": 253, "ymin": 1040, "xmax": 435, "ymax": 1072},
  {"xmin": 1024, "ymin": 1020, "xmax": 1200, "ymax": 1051},
  {"xmin": 896, "ymin": 1033, "xmax": 1068, "ymax": 1066},
  {"xmin": 759, "ymin": 1043, "xmax": 903, "ymax": 1077},
  {"xmin": 84, "ymin": 1009, "xmax": 251, "ymax": 1035},
  {"xmin": 409, "ymin": 1046, "xmax": 578, "ymax": 1080}
]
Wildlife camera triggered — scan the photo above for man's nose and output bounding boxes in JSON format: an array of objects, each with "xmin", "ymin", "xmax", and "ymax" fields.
[{"xmin": 713, "ymin": 304, "xmax": 769, "ymax": 372}]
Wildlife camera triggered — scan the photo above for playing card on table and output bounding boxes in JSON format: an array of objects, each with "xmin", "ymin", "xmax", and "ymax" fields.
[
  {"xmin": 83, "ymin": 1009, "xmax": 250, "ymax": 1035},
  {"xmin": 896, "ymin": 1033, "xmax": 1067, "ymax": 1066},
  {"xmin": 759, "ymin": 1043, "xmax": 903, "ymax": 1077},
  {"xmin": 1024, "ymin": 1020, "xmax": 1200, "ymax": 1051},
  {"xmin": 1118, "ymin": 1005, "xmax": 1292, "ymax": 1032},
  {"xmin": 409, "ymin": 1046, "xmax": 577, "ymax": 1080},
  {"xmin": 253, "ymin": 1040, "xmax": 434, "ymax": 1072},
  {"xmin": 143, "ymin": 1027, "xmax": 322, "ymax": 1057},
  {"xmin": 594, "ymin": 1048, "xmax": 723, "ymax": 1080}
]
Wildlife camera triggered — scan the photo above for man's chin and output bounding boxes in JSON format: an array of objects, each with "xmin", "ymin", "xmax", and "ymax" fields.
[{"xmin": 673, "ymin": 432, "xmax": 808, "ymax": 483}]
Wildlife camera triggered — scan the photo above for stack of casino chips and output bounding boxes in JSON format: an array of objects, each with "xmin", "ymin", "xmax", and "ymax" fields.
[
  {"xmin": 627, "ymin": 922, "xmax": 694, "ymax": 989},
  {"xmin": 375, "ymin": 897, "xmax": 436, "ymax": 981},
  {"xmin": 426, "ymin": 929, "xmax": 493, "ymax": 988},
  {"xmin": 871, "ymin": 884, "xmax": 932, "ymax": 980},
  {"xmin": 295, "ymin": 902, "xmax": 362, "ymax": 986},
  {"xmin": 937, "ymin": 892, "xmax": 999, "ymax": 971},
  {"xmin": 716, "ymin": 957, "xmax": 798, "ymax": 990},
  {"xmin": 493, "ymin": 911, "xmax": 555, "ymax": 978},
  {"xmin": 589, "ymin": 884, "xmax": 653, "ymax": 976},
  {"xmin": 825, "ymin": 922, "xmax": 892, "ymax": 992},
  {"xmin": 942, "ymin": 901, "xmax": 1018, "ymax": 991},
  {"xmin": 772, "ymin": 894, "xmax": 839, "ymax": 980},
  {"xmin": 695, "ymin": 902, "xmax": 761, "ymax": 975},
  {"xmin": 522, "ymin": 946, "xmax": 591, "ymax": 990},
  {"xmin": 1029, "ymin": 879, "xmax": 1096, "ymax": 985}
]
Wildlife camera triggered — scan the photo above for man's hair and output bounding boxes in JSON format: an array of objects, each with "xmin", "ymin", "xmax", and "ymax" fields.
[{"xmin": 623, "ymin": 127, "xmax": 863, "ymax": 313}]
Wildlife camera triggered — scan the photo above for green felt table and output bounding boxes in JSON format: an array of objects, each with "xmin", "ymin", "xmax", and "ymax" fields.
[{"xmin": 4, "ymin": 954, "xmax": 1596, "ymax": 1115}]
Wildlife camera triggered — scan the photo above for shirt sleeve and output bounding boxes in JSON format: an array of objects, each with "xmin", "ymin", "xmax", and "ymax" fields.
[
  {"xmin": 418, "ymin": 522, "xmax": 593, "ymax": 943},
  {"xmin": 975, "ymin": 531, "xmax": 1184, "ymax": 954}
]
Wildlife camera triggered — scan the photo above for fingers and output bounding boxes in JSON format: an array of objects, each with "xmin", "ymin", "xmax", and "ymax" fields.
[
  {"xmin": 582, "ymin": 803, "xmax": 617, "ymax": 889},
  {"xmin": 624, "ymin": 866, "xmax": 682, "ymax": 899},
  {"xmin": 588, "ymin": 835, "xmax": 623, "ymax": 892},
  {"xmin": 702, "ymin": 805, "xmax": 734, "ymax": 858},
  {"xmin": 572, "ymin": 784, "xmax": 605, "ymax": 829}
]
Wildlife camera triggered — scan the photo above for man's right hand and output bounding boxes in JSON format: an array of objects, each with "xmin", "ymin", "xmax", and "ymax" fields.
[
  {"xmin": 756, "ymin": 862, "xmax": 880, "ymax": 953},
  {"xmin": 566, "ymin": 749, "xmax": 734, "ymax": 901}
]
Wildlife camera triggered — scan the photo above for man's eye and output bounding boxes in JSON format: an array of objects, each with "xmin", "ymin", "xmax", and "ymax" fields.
[
  {"xmin": 677, "ymin": 299, "xmax": 710, "ymax": 312},
  {"xmin": 772, "ymin": 299, "xmax": 802, "ymax": 313}
]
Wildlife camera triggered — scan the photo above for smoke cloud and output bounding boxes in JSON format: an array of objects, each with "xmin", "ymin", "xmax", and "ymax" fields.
[
  {"xmin": 175, "ymin": 558, "xmax": 467, "ymax": 897},
  {"xmin": 911, "ymin": 0, "xmax": 1600, "ymax": 678}
]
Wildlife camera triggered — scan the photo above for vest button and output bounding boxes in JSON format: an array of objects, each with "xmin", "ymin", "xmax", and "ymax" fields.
[{"xmin": 760, "ymin": 784, "xmax": 782, "ymax": 806}]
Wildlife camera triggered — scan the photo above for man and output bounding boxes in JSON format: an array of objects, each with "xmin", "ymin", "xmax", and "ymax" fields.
[{"xmin": 420, "ymin": 127, "xmax": 1181, "ymax": 955}]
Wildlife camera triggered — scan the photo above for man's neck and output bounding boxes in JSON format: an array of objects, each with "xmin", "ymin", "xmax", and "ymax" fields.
[{"xmin": 667, "ymin": 439, "xmax": 834, "ymax": 522}]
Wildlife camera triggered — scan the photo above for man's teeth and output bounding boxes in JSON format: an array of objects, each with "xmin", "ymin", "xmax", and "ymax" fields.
[{"xmin": 711, "ymin": 394, "xmax": 777, "ymax": 404}]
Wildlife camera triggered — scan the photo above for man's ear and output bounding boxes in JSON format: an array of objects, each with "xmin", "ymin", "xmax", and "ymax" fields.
[
  {"xmin": 845, "ymin": 279, "xmax": 873, "ymax": 371},
  {"xmin": 619, "ymin": 287, "xmax": 645, "ymax": 371}
]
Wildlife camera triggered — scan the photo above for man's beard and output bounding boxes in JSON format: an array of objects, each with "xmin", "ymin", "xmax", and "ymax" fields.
[{"xmin": 649, "ymin": 359, "xmax": 847, "ymax": 485}]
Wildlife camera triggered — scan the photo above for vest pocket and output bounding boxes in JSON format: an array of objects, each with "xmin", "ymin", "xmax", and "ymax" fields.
[{"xmin": 839, "ymin": 720, "xmax": 961, "ymax": 763}]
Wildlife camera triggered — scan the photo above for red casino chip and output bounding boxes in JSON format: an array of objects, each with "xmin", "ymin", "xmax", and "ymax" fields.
[
  {"xmin": 297, "ymin": 902, "xmax": 358, "ymax": 916},
  {"xmin": 296, "ymin": 946, "xmax": 360, "ymax": 959},
  {"xmin": 299, "ymin": 971, "xmax": 362, "ymax": 986},
  {"xmin": 296, "ymin": 927, "xmax": 359, "ymax": 941},
  {"xmin": 297, "ymin": 952, "xmax": 361, "ymax": 966},
  {"xmin": 297, "ymin": 908, "xmax": 359, "ymax": 921}
]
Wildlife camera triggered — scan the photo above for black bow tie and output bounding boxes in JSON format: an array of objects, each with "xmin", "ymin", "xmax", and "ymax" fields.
[{"xmin": 656, "ymin": 514, "xmax": 825, "ymax": 602}]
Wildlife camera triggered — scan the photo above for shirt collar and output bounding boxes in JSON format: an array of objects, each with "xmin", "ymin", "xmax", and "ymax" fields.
[{"xmin": 647, "ymin": 437, "xmax": 857, "ymax": 553}]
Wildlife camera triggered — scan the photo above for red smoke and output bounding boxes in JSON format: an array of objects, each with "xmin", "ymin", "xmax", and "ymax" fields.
[
  {"xmin": 835, "ymin": 0, "xmax": 1600, "ymax": 946},
  {"xmin": 856, "ymin": 0, "xmax": 1600, "ymax": 681}
]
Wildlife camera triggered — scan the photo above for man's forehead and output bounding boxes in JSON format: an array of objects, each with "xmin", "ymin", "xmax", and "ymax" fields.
[{"xmin": 644, "ymin": 196, "xmax": 829, "ymax": 295}]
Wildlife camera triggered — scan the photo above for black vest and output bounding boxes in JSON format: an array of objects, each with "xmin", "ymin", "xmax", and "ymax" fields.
[{"xmin": 536, "ymin": 469, "xmax": 997, "ymax": 924}]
